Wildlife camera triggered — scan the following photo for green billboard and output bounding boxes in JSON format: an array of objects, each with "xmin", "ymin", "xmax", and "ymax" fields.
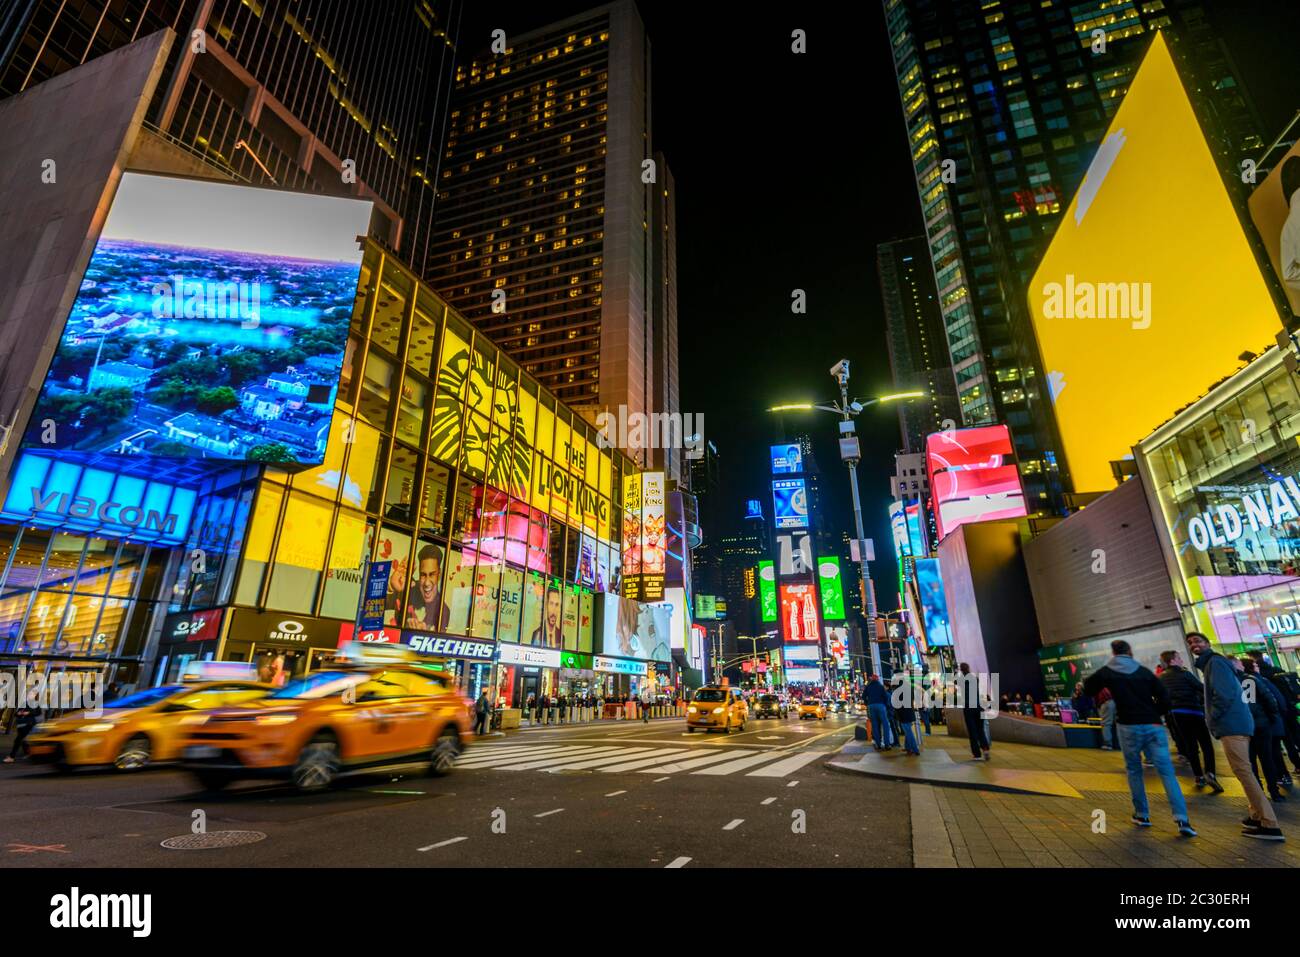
[
  {"xmin": 818, "ymin": 555, "xmax": 845, "ymax": 620},
  {"xmin": 758, "ymin": 560, "xmax": 777, "ymax": 622}
]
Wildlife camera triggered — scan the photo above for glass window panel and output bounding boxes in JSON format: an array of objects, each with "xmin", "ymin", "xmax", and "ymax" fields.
[
  {"xmin": 235, "ymin": 482, "xmax": 285, "ymax": 606},
  {"xmin": 450, "ymin": 474, "xmax": 476, "ymax": 542},
  {"xmin": 365, "ymin": 436, "xmax": 392, "ymax": 515},
  {"xmin": 338, "ymin": 335, "xmax": 362, "ymax": 402},
  {"xmin": 358, "ymin": 352, "xmax": 395, "ymax": 429},
  {"xmin": 72, "ymin": 539, "xmax": 117, "ymax": 597},
  {"xmin": 342, "ymin": 417, "xmax": 383, "ymax": 511},
  {"xmin": 408, "ymin": 539, "xmax": 449, "ymax": 631},
  {"xmin": 421, "ymin": 460, "xmax": 452, "ymax": 536},
  {"xmin": 22, "ymin": 591, "xmax": 68, "ymax": 654},
  {"xmin": 383, "ymin": 444, "xmax": 421, "ymax": 526},
  {"xmin": 351, "ymin": 251, "xmax": 378, "ymax": 336},
  {"xmin": 410, "ymin": 289, "xmax": 443, "ymax": 377},
  {"xmin": 320, "ymin": 511, "xmax": 371, "ymax": 619},
  {"xmin": 0, "ymin": 592, "xmax": 28, "ymax": 654},
  {"xmin": 520, "ymin": 570, "xmax": 545, "ymax": 645},
  {"xmin": 40, "ymin": 533, "xmax": 84, "ymax": 590},
  {"xmin": 5, "ymin": 530, "xmax": 48, "ymax": 590},
  {"xmin": 396, "ymin": 372, "xmax": 429, "ymax": 447},
  {"xmin": 444, "ymin": 546, "xmax": 475, "ymax": 636},
  {"xmin": 471, "ymin": 561, "xmax": 501, "ymax": 640},
  {"xmin": 468, "ymin": 344, "xmax": 496, "ymax": 418},
  {"xmin": 461, "ymin": 410, "xmax": 490, "ymax": 481},
  {"xmin": 266, "ymin": 493, "xmax": 333, "ymax": 613},
  {"xmin": 375, "ymin": 525, "xmax": 414, "ymax": 628},
  {"xmin": 291, "ymin": 409, "xmax": 351, "ymax": 500},
  {"xmin": 373, "ymin": 264, "xmax": 411, "ymax": 355},
  {"xmin": 497, "ymin": 566, "xmax": 523, "ymax": 644}
]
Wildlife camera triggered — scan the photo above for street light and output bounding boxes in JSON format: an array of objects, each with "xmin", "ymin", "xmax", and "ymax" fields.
[{"xmin": 769, "ymin": 363, "xmax": 925, "ymax": 677}]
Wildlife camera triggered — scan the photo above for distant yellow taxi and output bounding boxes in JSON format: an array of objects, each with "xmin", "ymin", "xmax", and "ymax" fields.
[
  {"xmin": 27, "ymin": 680, "xmax": 272, "ymax": 771},
  {"xmin": 798, "ymin": 699, "xmax": 827, "ymax": 721},
  {"xmin": 686, "ymin": 686, "xmax": 748, "ymax": 733}
]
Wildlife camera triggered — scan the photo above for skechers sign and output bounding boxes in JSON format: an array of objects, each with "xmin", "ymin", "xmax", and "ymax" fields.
[
  {"xmin": 1186, "ymin": 476, "xmax": 1300, "ymax": 551},
  {"xmin": 1, "ymin": 452, "xmax": 194, "ymax": 546},
  {"xmin": 405, "ymin": 634, "xmax": 494, "ymax": 659}
]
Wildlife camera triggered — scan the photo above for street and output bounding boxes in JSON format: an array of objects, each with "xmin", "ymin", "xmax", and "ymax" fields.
[{"xmin": 0, "ymin": 714, "xmax": 914, "ymax": 868}]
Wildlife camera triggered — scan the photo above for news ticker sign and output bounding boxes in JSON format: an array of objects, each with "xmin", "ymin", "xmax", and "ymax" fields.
[{"xmin": 594, "ymin": 656, "xmax": 647, "ymax": 675}]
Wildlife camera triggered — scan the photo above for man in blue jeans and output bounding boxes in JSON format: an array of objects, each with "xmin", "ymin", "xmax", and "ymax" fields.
[
  {"xmin": 864, "ymin": 674, "xmax": 894, "ymax": 750},
  {"xmin": 1083, "ymin": 639, "xmax": 1196, "ymax": 837}
]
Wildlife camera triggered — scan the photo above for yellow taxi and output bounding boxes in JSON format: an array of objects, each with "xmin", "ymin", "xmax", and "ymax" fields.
[
  {"xmin": 179, "ymin": 643, "xmax": 472, "ymax": 792},
  {"xmin": 798, "ymin": 698, "xmax": 827, "ymax": 721},
  {"xmin": 27, "ymin": 678, "xmax": 271, "ymax": 771},
  {"xmin": 686, "ymin": 686, "xmax": 747, "ymax": 733}
]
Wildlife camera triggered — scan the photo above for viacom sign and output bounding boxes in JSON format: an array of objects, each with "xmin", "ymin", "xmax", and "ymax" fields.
[
  {"xmin": 1186, "ymin": 475, "xmax": 1300, "ymax": 551},
  {"xmin": 0, "ymin": 452, "xmax": 195, "ymax": 546}
]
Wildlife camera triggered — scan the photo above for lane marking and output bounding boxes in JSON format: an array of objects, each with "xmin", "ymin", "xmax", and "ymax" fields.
[
  {"xmin": 418, "ymin": 836, "xmax": 468, "ymax": 851},
  {"xmin": 747, "ymin": 751, "xmax": 825, "ymax": 777},
  {"xmin": 666, "ymin": 856, "xmax": 692, "ymax": 868},
  {"xmin": 541, "ymin": 748, "xmax": 664, "ymax": 771},
  {"xmin": 605, "ymin": 790, "xmax": 627, "ymax": 797},
  {"xmin": 487, "ymin": 747, "xmax": 629, "ymax": 771},
  {"xmin": 723, "ymin": 819, "xmax": 745, "ymax": 831},
  {"xmin": 638, "ymin": 749, "xmax": 760, "ymax": 774},
  {"xmin": 596, "ymin": 749, "xmax": 694, "ymax": 772},
  {"xmin": 654, "ymin": 776, "xmax": 670, "ymax": 782},
  {"xmin": 693, "ymin": 752, "xmax": 791, "ymax": 776},
  {"xmin": 787, "ymin": 781, "xmax": 799, "ymax": 788},
  {"xmin": 761, "ymin": 797, "xmax": 776, "ymax": 805},
  {"xmin": 534, "ymin": 808, "xmax": 565, "ymax": 818},
  {"xmin": 455, "ymin": 746, "xmax": 597, "ymax": 768}
]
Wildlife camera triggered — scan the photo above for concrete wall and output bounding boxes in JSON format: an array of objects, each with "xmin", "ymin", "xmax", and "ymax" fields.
[
  {"xmin": 0, "ymin": 30, "xmax": 174, "ymax": 497},
  {"xmin": 1023, "ymin": 476, "xmax": 1180, "ymax": 646}
]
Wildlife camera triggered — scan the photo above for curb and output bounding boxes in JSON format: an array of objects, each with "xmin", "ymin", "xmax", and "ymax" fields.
[{"xmin": 823, "ymin": 753, "xmax": 1071, "ymax": 797}]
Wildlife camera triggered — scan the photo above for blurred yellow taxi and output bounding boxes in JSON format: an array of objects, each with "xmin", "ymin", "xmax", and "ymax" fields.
[
  {"xmin": 180, "ymin": 642, "xmax": 472, "ymax": 792},
  {"xmin": 27, "ymin": 679, "xmax": 271, "ymax": 771},
  {"xmin": 686, "ymin": 686, "xmax": 747, "ymax": 733},
  {"xmin": 798, "ymin": 699, "xmax": 827, "ymax": 721}
]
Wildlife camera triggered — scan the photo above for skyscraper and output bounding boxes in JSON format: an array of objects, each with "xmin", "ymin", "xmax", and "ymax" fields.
[
  {"xmin": 0, "ymin": 0, "xmax": 460, "ymax": 270},
  {"xmin": 878, "ymin": 236, "xmax": 962, "ymax": 455},
  {"xmin": 426, "ymin": 1, "xmax": 680, "ymax": 479},
  {"xmin": 883, "ymin": 0, "xmax": 1262, "ymax": 510}
]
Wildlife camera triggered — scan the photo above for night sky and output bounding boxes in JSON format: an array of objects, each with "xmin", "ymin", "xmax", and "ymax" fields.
[{"xmin": 458, "ymin": 1, "xmax": 1300, "ymax": 613}]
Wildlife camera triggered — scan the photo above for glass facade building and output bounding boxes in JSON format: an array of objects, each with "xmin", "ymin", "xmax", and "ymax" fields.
[
  {"xmin": 0, "ymin": 239, "xmax": 639, "ymax": 703},
  {"xmin": 1138, "ymin": 347, "xmax": 1300, "ymax": 671}
]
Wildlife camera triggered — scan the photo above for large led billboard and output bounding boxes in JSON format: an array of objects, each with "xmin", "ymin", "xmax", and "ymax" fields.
[
  {"xmin": 783, "ymin": 643, "xmax": 820, "ymax": 683},
  {"xmin": 915, "ymin": 558, "xmax": 952, "ymax": 647},
  {"xmin": 1247, "ymin": 139, "xmax": 1300, "ymax": 319},
  {"xmin": 25, "ymin": 172, "xmax": 373, "ymax": 466},
  {"xmin": 1027, "ymin": 33, "xmax": 1282, "ymax": 494},
  {"xmin": 825, "ymin": 625, "xmax": 850, "ymax": 671},
  {"xmin": 621, "ymin": 472, "xmax": 666, "ymax": 601},
  {"xmin": 818, "ymin": 555, "xmax": 845, "ymax": 620},
  {"xmin": 757, "ymin": 560, "xmax": 778, "ymax": 622},
  {"xmin": 772, "ymin": 477, "xmax": 809, "ymax": 529},
  {"xmin": 926, "ymin": 426, "xmax": 1026, "ymax": 542},
  {"xmin": 596, "ymin": 593, "xmax": 671, "ymax": 662},
  {"xmin": 780, "ymin": 583, "xmax": 820, "ymax": 642},
  {"xmin": 770, "ymin": 443, "xmax": 803, "ymax": 474}
]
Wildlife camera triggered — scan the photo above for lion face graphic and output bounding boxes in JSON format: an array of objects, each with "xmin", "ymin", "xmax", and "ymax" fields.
[{"xmin": 431, "ymin": 346, "xmax": 531, "ymax": 497}]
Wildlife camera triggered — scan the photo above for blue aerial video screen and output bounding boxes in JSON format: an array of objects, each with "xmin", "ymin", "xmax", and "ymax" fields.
[{"xmin": 23, "ymin": 172, "xmax": 374, "ymax": 466}]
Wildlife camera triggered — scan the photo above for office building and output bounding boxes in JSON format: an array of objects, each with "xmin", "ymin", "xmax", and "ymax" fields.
[
  {"xmin": 426, "ymin": 2, "xmax": 680, "ymax": 480},
  {"xmin": 878, "ymin": 236, "xmax": 962, "ymax": 455},
  {"xmin": 883, "ymin": 0, "xmax": 1262, "ymax": 510}
]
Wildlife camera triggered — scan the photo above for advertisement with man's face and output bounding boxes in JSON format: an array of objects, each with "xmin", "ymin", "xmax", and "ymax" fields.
[
  {"xmin": 406, "ymin": 540, "xmax": 450, "ymax": 632},
  {"xmin": 522, "ymin": 575, "xmax": 563, "ymax": 647},
  {"xmin": 377, "ymin": 526, "xmax": 412, "ymax": 628}
]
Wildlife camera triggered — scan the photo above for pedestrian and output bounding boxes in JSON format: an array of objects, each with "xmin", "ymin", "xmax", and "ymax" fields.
[
  {"xmin": 1186, "ymin": 632, "xmax": 1283, "ymax": 842},
  {"xmin": 525, "ymin": 693, "xmax": 536, "ymax": 727},
  {"xmin": 957, "ymin": 662, "xmax": 990, "ymax": 761},
  {"xmin": 641, "ymin": 688, "xmax": 651, "ymax": 722},
  {"xmin": 1071, "ymin": 681, "xmax": 1095, "ymax": 722},
  {"xmin": 1238, "ymin": 658, "xmax": 1287, "ymax": 803},
  {"xmin": 864, "ymin": 674, "xmax": 893, "ymax": 751},
  {"xmin": 1265, "ymin": 667, "xmax": 1300, "ymax": 773},
  {"xmin": 3, "ymin": 704, "xmax": 42, "ymax": 763},
  {"xmin": 558, "ymin": 692, "xmax": 568, "ymax": 725},
  {"xmin": 539, "ymin": 692, "xmax": 551, "ymax": 725},
  {"xmin": 1096, "ymin": 686, "xmax": 1117, "ymax": 750},
  {"xmin": 1082, "ymin": 639, "xmax": 1196, "ymax": 836},
  {"xmin": 1158, "ymin": 650, "xmax": 1222, "ymax": 792},
  {"xmin": 892, "ymin": 677, "xmax": 919, "ymax": 755},
  {"xmin": 1253, "ymin": 663, "xmax": 1297, "ymax": 789},
  {"xmin": 473, "ymin": 690, "xmax": 491, "ymax": 736}
]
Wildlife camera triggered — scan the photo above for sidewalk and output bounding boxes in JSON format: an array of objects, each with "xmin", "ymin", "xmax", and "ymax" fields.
[{"xmin": 832, "ymin": 726, "xmax": 1300, "ymax": 867}]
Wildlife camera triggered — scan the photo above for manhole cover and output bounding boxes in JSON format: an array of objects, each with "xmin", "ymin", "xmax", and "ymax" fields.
[{"xmin": 161, "ymin": 830, "xmax": 267, "ymax": 850}]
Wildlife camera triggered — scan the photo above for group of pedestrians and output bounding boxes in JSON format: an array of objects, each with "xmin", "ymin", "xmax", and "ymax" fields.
[
  {"xmin": 863, "ymin": 673, "xmax": 932, "ymax": 755},
  {"xmin": 1082, "ymin": 634, "xmax": 1293, "ymax": 842}
]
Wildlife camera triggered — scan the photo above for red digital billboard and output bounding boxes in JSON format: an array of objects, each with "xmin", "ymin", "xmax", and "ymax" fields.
[
  {"xmin": 925, "ymin": 425, "xmax": 1027, "ymax": 542},
  {"xmin": 779, "ymin": 583, "xmax": 820, "ymax": 642}
]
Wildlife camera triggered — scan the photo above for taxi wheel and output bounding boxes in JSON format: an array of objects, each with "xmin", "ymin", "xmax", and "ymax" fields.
[
  {"xmin": 114, "ymin": 735, "xmax": 151, "ymax": 772},
  {"xmin": 429, "ymin": 726, "xmax": 461, "ymax": 777},
  {"xmin": 292, "ymin": 735, "xmax": 339, "ymax": 792}
]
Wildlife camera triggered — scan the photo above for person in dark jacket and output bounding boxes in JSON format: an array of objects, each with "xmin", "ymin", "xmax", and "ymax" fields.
[
  {"xmin": 4, "ymin": 706, "xmax": 42, "ymax": 762},
  {"xmin": 1158, "ymin": 650, "xmax": 1222, "ymax": 792},
  {"xmin": 1187, "ymin": 632, "xmax": 1282, "ymax": 841},
  {"xmin": 1071, "ymin": 682, "xmax": 1095, "ymax": 722},
  {"xmin": 1083, "ymin": 639, "xmax": 1194, "ymax": 835},
  {"xmin": 891, "ymin": 677, "xmax": 919, "ymax": 755},
  {"xmin": 957, "ymin": 662, "xmax": 990, "ymax": 761},
  {"xmin": 1239, "ymin": 658, "xmax": 1287, "ymax": 802},
  {"xmin": 1262, "ymin": 666, "xmax": 1300, "ymax": 774},
  {"xmin": 864, "ymin": 675, "xmax": 894, "ymax": 751},
  {"xmin": 473, "ymin": 691, "xmax": 491, "ymax": 736}
]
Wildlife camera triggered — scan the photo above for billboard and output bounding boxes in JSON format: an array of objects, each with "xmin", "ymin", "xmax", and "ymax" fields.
[
  {"xmin": 926, "ymin": 426, "xmax": 1026, "ymax": 542},
  {"xmin": 914, "ymin": 558, "xmax": 952, "ymax": 647},
  {"xmin": 1248, "ymin": 140, "xmax": 1300, "ymax": 319},
  {"xmin": 824, "ymin": 625, "xmax": 850, "ymax": 671},
  {"xmin": 772, "ymin": 478, "xmax": 809, "ymax": 529},
  {"xmin": 744, "ymin": 498, "xmax": 764, "ymax": 520},
  {"xmin": 1027, "ymin": 33, "xmax": 1283, "ymax": 494},
  {"xmin": 780, "ymin": 583, "xmax": 820, "ymax": 642},
  {"xmin": 621, "ymin": 472, "xmax": 666, "ymax": 601},
  {"xmin": 695, "ymin": 594, "xmax": 717, "ymax": 620},
  {"xmin": 24, "ymin": 172, "xmax": 373, "ymax": 466},
  {"xmin": 596, "ymin": 593, "xmax": 671, "ymax": 662},
  {"xmin": 818, "ymin": 555, "xmax": 845, "ymax": 620},
  {"xmin": 770, "ymin": 443, "xmax": 803, "ymax": 474},
  {"xmin": 783, "ymin": 643, "xmax": 820, "ymax": 683},
  {"xmin": 757, "ymin": 560, "xmax": 778, "ymax": 622}
]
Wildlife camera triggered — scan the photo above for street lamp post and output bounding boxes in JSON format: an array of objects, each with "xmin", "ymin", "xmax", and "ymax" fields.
[{"xmin": 769, "ymin": 367, "xmax": 923, "ymax": 681}]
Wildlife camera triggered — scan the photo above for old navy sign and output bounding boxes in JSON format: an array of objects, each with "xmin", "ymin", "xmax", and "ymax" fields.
[
  {"xmin": 1, "ymin": 452, "xmax": 195, "ymax": 546},
  {"xmin": 405, "ymin": 634, "xmax": 494, "ymax": 659},
  {"xmin": 1187, "ymin": 474, "xmax": 1300, "ymax": 552}
]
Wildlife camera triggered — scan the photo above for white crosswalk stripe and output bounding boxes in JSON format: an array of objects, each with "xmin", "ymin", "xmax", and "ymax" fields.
[{"xmin": 455, "ymin": 741, "xmax": 830, "ymax": 778}]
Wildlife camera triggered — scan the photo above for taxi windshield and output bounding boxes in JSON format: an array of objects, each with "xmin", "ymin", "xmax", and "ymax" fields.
[
  {"xmin": 268, "ymin": 671, "xmax": 366, "ymax": 700},
  {"xmin": 693, "ymin": 689, "xmax": 727, "ymax": 703},
  {"xmin": 106, "ymin": 686, "xmax": 184, "ymax": 708}
]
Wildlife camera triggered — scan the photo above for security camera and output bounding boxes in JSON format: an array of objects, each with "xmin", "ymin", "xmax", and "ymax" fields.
[
  {"xmin": 829, "ymin": 359, "xmax": 850, "ymax": 379},
  {"xmin": 849, "ymin": 400, "xmax": 863, "ymax": 414}
]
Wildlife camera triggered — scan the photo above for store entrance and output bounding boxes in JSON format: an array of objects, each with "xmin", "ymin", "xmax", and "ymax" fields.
[{"xmin": 518, "ymin": 672, "xmax": 540, "ymax": 705}]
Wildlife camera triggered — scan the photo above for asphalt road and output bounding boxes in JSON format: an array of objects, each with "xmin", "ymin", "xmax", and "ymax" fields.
[{"xmin": 0, "ymin": 713, "xmax": 913, "ymax": 868}]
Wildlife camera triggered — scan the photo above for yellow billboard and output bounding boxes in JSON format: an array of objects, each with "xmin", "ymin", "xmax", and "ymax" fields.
[{"xmin": 1027, "ymin": 32, "xmax": 1280, "ymax": 494}]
